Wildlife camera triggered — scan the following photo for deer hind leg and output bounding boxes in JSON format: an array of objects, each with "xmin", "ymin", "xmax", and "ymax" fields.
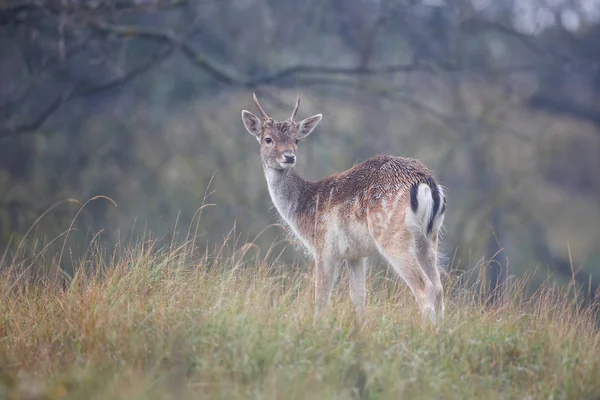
[
  {"xmin": 374, "ymin": 232, "xmax": 438, "ymax": 324},
  {"xmin": 347, "ymin": 257, "xmax": 367, "ymax": 319},
  {"xmin": 313, "ymin": 255, "xmax": 338, "ymax": 321},
  {"xmin": 416, "ymin": 232, "xmax": 445, "ymax": 323}
]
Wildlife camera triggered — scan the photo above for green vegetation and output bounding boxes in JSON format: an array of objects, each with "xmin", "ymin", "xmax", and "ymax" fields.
[
  {"xmin": 2, "ymin": 0, "xmax": 600, "ymax": 297},
  {"xmin": 1, "ymin": 229, "xmax": 598, "ymax": 399}
]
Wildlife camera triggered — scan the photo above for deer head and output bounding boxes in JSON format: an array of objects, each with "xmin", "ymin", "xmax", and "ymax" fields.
[{"xmin": 241, "ymin": 93, "xmax": 322, "ymax": 170}]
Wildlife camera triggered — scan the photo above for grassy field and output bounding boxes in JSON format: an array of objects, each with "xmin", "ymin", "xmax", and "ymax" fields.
[{"xmin": 1, "ymin": 233, "xmax": 599, "ymax": 400}]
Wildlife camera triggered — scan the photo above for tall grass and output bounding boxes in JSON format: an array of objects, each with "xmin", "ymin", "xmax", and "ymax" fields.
[{"xmin": 1, "ymin": 221, "xmax": 599, "ymax": 399}]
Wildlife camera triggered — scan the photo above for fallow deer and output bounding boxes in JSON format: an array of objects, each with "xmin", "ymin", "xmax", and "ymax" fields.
[{"xmin": 241, "ymin": 94, "xmax": 447, "ymax": 324}]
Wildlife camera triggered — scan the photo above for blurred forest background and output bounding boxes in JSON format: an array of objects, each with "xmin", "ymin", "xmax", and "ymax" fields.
[{"xmin": 1, "ymin": 0, "xmax": 599, "ymax": 301}]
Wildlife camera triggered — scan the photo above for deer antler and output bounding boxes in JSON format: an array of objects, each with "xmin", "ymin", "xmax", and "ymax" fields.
[
  {"xmin": 253, "ymin": 93, "xmax": 270, "ymax": 120},
  {"xmin": 290, "ymin": 93, "xmax": 300, "ymax": 120}
]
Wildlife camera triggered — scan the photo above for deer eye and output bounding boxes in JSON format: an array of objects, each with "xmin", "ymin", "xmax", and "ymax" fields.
[{"xmin": 264, "ymin": 137, "xmax": 272, "ymax": 144}]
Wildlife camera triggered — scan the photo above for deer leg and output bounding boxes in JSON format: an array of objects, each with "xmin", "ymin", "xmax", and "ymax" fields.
[
  {"xmin": 347, "ymin": 257, "xmax": 367, "ymax": 319},
  {"xmin": 387, "ymin": 252, "xmax": 437, "ymax": 324},
  {"xmin": 314, "ymin": 255, "xmax": 337, "ymax": 321},
  {"xmin": 376, "ymin": 240, "xmax": 437, "ymax": 325},
  {"xmin": 416, "ymin": 232, "xmax": 445, "ymax": 323}
]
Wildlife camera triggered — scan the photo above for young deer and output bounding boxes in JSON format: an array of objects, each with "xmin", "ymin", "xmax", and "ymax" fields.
[{"xmin": 241, "ymin": 94, "xmax": 447, "ymax": 324}]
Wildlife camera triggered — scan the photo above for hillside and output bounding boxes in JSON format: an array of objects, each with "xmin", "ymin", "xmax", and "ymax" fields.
[{"xmin": 1, "ymin": 232, "xmax": 598, "ymax": 399}]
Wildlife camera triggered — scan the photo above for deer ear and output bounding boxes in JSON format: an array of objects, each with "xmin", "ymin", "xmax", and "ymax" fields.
[
  {"xmin": 297, "ymin": 114, "xmax": 322, "ymax": 139},
  {"xmin": 241, "ymin": 110, "xmax": 262, "ymax": 140}
]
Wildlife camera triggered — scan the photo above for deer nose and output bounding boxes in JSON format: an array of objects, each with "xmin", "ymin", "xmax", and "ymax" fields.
[{"xmin": 283, "ymin": 153, "xmax": 296, "ymax": 164}]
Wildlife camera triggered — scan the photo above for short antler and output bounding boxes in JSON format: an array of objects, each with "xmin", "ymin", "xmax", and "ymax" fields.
[
  {"xmin": 253, "ymin": 93, "xmax": 270, "ymax": 120},
  {"xmin": 290, "ymin": 93, "xmax": 300, "ymax": 120}
]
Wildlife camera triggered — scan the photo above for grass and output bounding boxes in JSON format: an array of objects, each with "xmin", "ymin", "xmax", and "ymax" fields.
[{"xmin": 0, "ymin": 230, "xmax": 599, "ymax": 400}]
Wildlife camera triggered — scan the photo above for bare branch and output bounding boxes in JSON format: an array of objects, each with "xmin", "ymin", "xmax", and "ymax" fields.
[
  {"xmin": 85, "ymin": 20, "xmax": 535, "ymax": 89},
  {"xmin": 0, "ymin": 45, "xmax": 174, "ymax": 140},
  {"xmin": 0, "ymin": 0, "xmax": 39, "ymax": 13},
  {"xmin": 86, "ymin": 20, "xmax": 544, "ymax": 89},
  {"xmin": 89, "ymin": 21, "xmax": 239, "ymax": 85},
  {"xmin": 0, "ymin": 91, "xmax": 66, "ymax": 139},
  {"xmin": 73, "ymin": 45, "xmax": 173, "ymax": 97},
  {"xmin": 461, "ymin": 18, "xmax": 575, "ymax": 64},
  {"xmin": 245, "ymin": 61, "xmax": 434, "ymax": 87},
  {"xmin": 528, "ymin": 94, "xmax": 600, "ymax": 129},
  {"xmin": 0, "ymin": 0, "xmax": 189, "ymax": 14},
  {"xmin": 0, "ymin": 10, "xmax": 568, "ymax": 140}
]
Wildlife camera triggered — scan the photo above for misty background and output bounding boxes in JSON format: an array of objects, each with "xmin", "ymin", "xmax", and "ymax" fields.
[{"xmin": 1, "ymin": 0, "xmax": 599, "ymax": 301}]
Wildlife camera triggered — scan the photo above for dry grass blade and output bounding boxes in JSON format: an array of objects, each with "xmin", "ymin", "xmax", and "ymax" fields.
[{"xmin": 0, "ymin": 221, "xmax": 599, "ymax": 399}]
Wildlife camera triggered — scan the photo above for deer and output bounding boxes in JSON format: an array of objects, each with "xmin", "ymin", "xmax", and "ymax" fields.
[{"xmin": 241, "ymin": 93, "xmax": 447, "ymax": 324}]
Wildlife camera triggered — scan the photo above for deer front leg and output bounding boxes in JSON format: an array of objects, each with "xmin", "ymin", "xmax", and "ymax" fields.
[
  {"xmin": 313, "ymin": 255, "xmax": 337, "ymax": 321},
  {"xmin": 348, "ymin": 258, "xmax": 367, "ymax": 320}
]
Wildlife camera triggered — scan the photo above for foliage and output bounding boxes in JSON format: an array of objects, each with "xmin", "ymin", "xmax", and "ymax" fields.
[
  {"xmin": 1, "ymin": 0, "xmax": 600, "ymax": 298},
  {"xmin": 0, "ymin": 227, "xmax": 599, "ymax": 399}
]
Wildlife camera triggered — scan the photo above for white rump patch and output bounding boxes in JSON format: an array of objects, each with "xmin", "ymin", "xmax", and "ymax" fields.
[
  {"xmin": 432, "ymin": 185, "xmax": 445, "ymax": 232},
  {"xmin": 405, "ymin": 183, "xmax": 434, "ymax": 236}
]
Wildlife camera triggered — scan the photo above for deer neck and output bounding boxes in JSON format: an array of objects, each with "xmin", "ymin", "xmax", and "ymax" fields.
[{"xmin": 263, "ymin": 165, "xmax": 306, "ymax": 227}]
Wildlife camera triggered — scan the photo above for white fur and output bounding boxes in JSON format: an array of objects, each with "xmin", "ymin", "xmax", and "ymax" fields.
[
  {"xmin": 264, "ymin": 168, "xmax": 314, "ymax": 254},
  {"xmin": 432, "ymin": 185, "xmax": 445, "ymax": 233},
  {"xmin": 405, "ymin": 183, "xmax": 434, "ymax": 236}
]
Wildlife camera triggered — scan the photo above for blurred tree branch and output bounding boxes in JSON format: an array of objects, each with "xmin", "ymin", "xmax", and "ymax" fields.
[
  {"xmin": 88, "ymin": 21, "xmax": 238, "ymax": 85},
  {"xmin": 528, "ymin": 94, "xmax": 600, "ymax": 129},
  {"xmin": 0, "ymin": 0, "xmax": 191, "ymax": 13},
  {"xmin": 0, "ymin": 45, "xmax": 174, "ymax": 139},
  {"xmin": 2, "ymin": 0, "xmax": 585, "ymax": 142},
  {"xmin": 2, "ymin": 0, "xmax": 557, "ymax": 140}
]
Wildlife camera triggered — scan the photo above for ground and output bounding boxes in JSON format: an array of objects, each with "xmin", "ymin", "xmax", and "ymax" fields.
[{"xmin": 1, "ymin": 237, "xmax": 599, "ymax": 400}]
